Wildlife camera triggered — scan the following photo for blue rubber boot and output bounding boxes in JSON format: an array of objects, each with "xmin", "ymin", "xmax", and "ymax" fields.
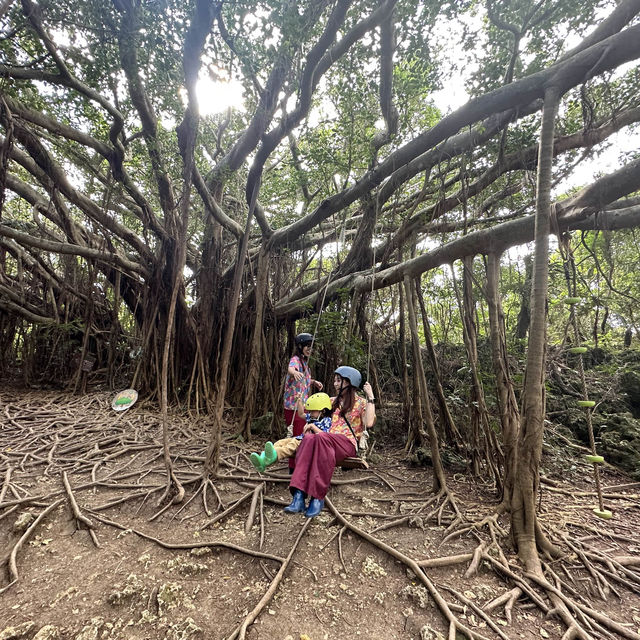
[
  {"xmin": 250, "ymin": 452, "xmax": 266, "ymax": 473},
  {"xmin": 264, "ymin": 441, "xmax": 278, "ymax": 466},
  {"xmin": 304, "ymin": 497, "xmax": 324, "ymax": 518},
  {"xmin": 284, "ymin": 489, "xmax": 306, "ymax": 514}
]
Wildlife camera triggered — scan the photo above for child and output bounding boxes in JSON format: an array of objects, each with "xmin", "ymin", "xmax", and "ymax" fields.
[{"xmin": 250, "ymin": 393, "xmax": 333, "ymax": 472}]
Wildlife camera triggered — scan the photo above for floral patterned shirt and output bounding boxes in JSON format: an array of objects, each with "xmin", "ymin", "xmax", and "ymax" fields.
[
  {"xmin": 294, "ymin": 414, "xmax": 332, "ymax": 440},
  {"xmin": 283, "ymin": 355, "xmax": 311, "ymax": 410},
  {"xmin": 329, "ymin": 395, "xmax": 367, "ymax": 447}
]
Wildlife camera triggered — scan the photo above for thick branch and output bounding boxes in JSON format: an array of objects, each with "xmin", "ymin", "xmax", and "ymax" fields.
[
  {"xmin": 267, "ymin": 23, "xmax": 640, "ymax": 248},
  {"xmin": 275, "ymin": 157, "xmax": 640, "ymax": 316}
]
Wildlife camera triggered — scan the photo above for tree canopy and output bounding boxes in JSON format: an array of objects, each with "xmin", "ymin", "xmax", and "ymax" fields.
[{"xmin": 1, "ymin": 0, "xmax": 640, "ymax": 407}]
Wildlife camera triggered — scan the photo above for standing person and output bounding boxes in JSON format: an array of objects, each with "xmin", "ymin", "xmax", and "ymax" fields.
[
  {"xmin": 283, "ymin": 333, "xmax": 323, "ymax": 471},
  {"xmin": 284, "ymin": 366, "xmax": 376, "ymax": 518}
]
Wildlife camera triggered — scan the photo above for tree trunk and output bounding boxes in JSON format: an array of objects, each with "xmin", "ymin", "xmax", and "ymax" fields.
[
  {"xmin": 414, "ymin": 277, "xmax": 462, "ymax": 449},
  {"xmin": 397, "ymin": 266, "xmax": 411, "ymax": 430},
  {"xmin": 485, "ymin": 252, "xmax": 520, "ymax": 508},
  {"xmin": 403, "ymin": 275, "xmax": 446, "ymax": 492},
  {"xmin": 205, "ymin": 180, "xmax": 259, "ymax": 477},
  {"xmin": 510, "ymin": 85, "xmax": 560, "ymax": 571},
  {"xmin": 239, "ymin": 248, "xmax": 270, "ymax": 440}
]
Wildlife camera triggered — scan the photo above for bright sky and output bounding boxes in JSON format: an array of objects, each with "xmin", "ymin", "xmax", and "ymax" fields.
[
  {"xmin": 194, "ymin": 6, "xmax": 638, "ymax": 200},
  {"xmin": 196, "ymin": 75, "xmax": 245, "ymax": 116}
]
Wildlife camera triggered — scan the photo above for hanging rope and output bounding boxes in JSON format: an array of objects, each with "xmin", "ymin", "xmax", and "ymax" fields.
[
  {"xmin": 366, "ymin": 192, "xmax": 380, "ymax": 382},
  {"xmin": 558, "ymin": 230, "xmax": 611, "ymax": 519},
  {"xmin": 308, "ymin": 264, "xmax": 333, "ymax": 367}
]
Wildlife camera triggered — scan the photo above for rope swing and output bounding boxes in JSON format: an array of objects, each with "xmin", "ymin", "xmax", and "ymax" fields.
[
  {"xmin": 559, "ymin": 233, "xmax": 612, "ymax": 520},
  {"xmin": 294, "ymin": 201, "xmax": 379, "ymax": 472}
]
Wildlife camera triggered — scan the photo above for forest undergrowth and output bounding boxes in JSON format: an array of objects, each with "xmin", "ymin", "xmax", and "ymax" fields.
[{"xmin": 1, "ymin": 387, "xmax": 639, "ymax": 640}]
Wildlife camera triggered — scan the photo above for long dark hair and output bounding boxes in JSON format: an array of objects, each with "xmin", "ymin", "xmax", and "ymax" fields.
[
  {"xmin": 295, "ymin": 343, "xmax": 309, "ymax": 361},
  {"xmin": 332, "ymin": 376, "xmax": 355, "ymax": 416}
]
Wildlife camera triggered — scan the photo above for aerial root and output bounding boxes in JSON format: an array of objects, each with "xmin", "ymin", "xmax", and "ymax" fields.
[
  {"xmin": 168, "ymin": 481, "xmax": 207, "ymax": 523},
  {"xmin": 417, "ymin": 552, "xmax": 474, "ymax": 570},
  {"xmin": 244, "ymin": 482, "xmax": 263, "ymax": 534},
  {"xmin": 152, "ymin": 466, "xmax": 185, "ymax": 518},
  {"xmin": 419, "ymin": 487, "xmax": 463, "ymax": 527},
  {"xmin": 463, "ymin": 541, "xmax": 488, "ymax": 578},
  {"xmin": 480, "ymin": 548, "xmax": 626, "ymax": 639},
  {"xmin": 199, "ymin": 489, "xmax": 255, "ymax": 531},
  {"xmin": 442, "ymin": 510, "xmax": 507, "ymax": 545},
  {"xmin": 480, "ymin": 552, "xmax": 550, "ymax": 614},
  {"xmin": 371, "ymin": 470, "xmax": 396, "ymax": 491},
  {"xmin": 369, "ymin": 515, "xmax": 411, "ymax": 533},
  {"xmin": 563, "ymin": 534, "xmax": 640, "ymax": 591},
  {"xmin": 1, "ymin": 498, "xmax": 64, "ymax": 591},
  {"xmin": 62, "ymin": 471, "xmax": 99, "ymax": 547},
  {"xmin": 86, "ymin": 510, "xmax": 286, "ymax": 562},
  {"xmin": 225, "ymin": 519, "xmax": 312, "ymax": 640},
  {"xmin": 0, "ymin": 466, "xmax": 13, "ymax": 504},
  {"xmin": 325, "ymin": 498, "xmax": 491, "ymax": 640},
  {"xmin": 337, "ymin": 525, "xmax": 347, "ymax": 574},
  {"xmin": 483, "ymin": 587, "xmax": 522, "ymax": 624},
  {"xmin": 200, "ymin": 477, "xmax": 225, "ymax": 517},
  {"xmin": 440, "ymin": 584, "xmax": 511, "ymax": 640},
  {"xmin": 525, "ymin": 570, "xmax": 640, "ymax": 640}
]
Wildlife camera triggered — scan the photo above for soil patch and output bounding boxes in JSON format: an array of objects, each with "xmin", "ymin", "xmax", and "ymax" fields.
[{"xmin": 1, "ymin": 389, "xmax": 640, "ymax": 639}]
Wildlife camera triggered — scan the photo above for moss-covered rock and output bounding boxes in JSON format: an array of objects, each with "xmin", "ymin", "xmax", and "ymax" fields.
[
  {"xmin": 250, "ymin": 412, "xmax": 276, "ymax": 437},
  {"xmin": 32, "ymin": 626, "xmax": 60, "ymax": 640},
  {"xmin": 107, "ymin": 574, "xmax": 146, "ymax": 606},
  {"xmin": 0, "ymin": 622, "xmax": 35, "ymax": 640},
  {"xmin": 409, "ymin": 447, "xmax": 432, "ymax": 467},
  {"xmin": 13, "ymin": 512, "xmax": 36, "ymax": 533},
  {"xmin": 73, "ymin": 618, "xmax": 104, "ymax": 640}
]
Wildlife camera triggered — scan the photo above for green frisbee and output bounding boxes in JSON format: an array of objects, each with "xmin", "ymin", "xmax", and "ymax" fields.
[
  {"xmin": 564, "ymin": 297, "xmax": 581, "ymax": 305},
  {"xmin": 567, "ymin": 347, "xmax": 588, "ymax": 355},
  {"xmin": 112, "ymin": 388, "xmax": 138, "ymax": 411},
  {"xmin": 577, "ymin": 400, "xmax": 595, "ymax": 408},
  {"xmin": 585, "ymin": 454, "xmax": 604, "ymax": 464},
  {"xmin": 593, "ymin": 508, "xmax": 613, "ymax": 520}
]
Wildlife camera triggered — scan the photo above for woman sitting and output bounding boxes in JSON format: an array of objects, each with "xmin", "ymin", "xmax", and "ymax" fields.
[
  {"xmin": 284, "ymin": 366, "xmax": 376, "ymax": 518},
  {"xmin": 249, "ymin": 393, "xmax": 333, "ymax": 472}
]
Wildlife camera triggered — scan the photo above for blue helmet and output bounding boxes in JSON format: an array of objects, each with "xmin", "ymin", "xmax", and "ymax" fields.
[
  {"xmin": 334, "ymin": 366, "xmax": 362, "ymax": 388},
  {"xmin": 295, "ymin": 332, "xmax": 314, "ymax": 347}
]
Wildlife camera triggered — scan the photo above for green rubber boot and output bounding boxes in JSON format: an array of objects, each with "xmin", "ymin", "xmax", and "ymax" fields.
[
  {"xmin": 264, "ymin": 441, "xmax": 278, "ymax": 466},
  {"xmin": 250, "ymin": 452, "xmax": 266, "ymax": 473}
]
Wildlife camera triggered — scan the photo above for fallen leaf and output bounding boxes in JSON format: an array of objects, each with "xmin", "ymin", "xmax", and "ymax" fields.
[{"xmin": 540, "ymin": 628, "xmax": 550, "ymax": 638}]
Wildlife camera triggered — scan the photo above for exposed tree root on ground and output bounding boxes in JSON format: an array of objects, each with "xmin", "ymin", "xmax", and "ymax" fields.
[{"xmin": 1, "ymin": 389, "xmax": 640, "ymax": 639}]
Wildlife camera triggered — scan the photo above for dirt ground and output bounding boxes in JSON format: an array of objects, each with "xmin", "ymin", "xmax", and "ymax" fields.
[{"xmin": 1, "ymin": 388, "xmax": 639, "ymax": 640}]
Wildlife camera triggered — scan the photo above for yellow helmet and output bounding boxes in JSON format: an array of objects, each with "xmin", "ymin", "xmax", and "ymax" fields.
[{"xmin": 305, "ymin": 392, "xmax": 332, "ymax": 412}]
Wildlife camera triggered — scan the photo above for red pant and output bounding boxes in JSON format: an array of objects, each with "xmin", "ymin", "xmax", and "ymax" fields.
[
  {"xmin": 289, "ymin": 432, "xmax": 356, "ymax": 500},
  {"xmin": 284, "ymin": 408, "xmax": 307, "ymax": 470}
]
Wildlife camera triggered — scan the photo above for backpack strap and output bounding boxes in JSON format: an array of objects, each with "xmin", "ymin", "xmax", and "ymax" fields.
[{"xmin": 340, "ymin": 411, "xmax": 361, "ymax": 458}]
